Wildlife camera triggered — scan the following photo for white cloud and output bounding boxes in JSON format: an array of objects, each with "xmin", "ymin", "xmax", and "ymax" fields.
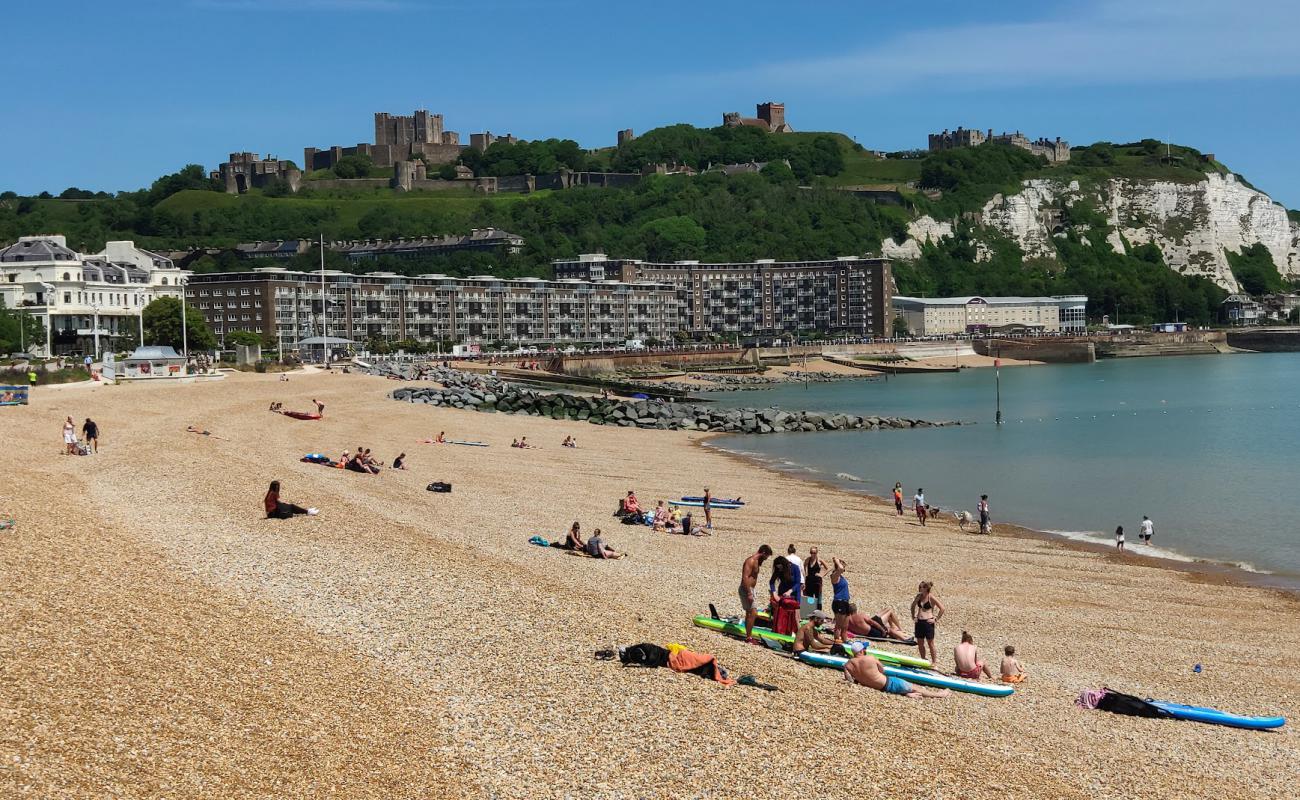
[{"xmin": 732, "ymin": 0, "xmax": 1300, "ymax": 94}]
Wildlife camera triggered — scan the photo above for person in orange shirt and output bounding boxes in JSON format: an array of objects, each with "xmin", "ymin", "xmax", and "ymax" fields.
[{"xmin": 892, "ymin": 482, "xmax": 904, "ymax": 516}]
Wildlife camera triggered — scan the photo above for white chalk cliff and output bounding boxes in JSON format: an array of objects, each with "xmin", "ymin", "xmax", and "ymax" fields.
[{"xmin": 890, "ymin": 173, "xmax": 1300, "ymax": 292}]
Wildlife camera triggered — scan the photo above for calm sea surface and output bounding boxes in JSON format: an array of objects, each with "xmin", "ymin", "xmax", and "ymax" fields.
[{"xmin": 709, "ymin": 353, "xmax": 1300, "ymax": 582}]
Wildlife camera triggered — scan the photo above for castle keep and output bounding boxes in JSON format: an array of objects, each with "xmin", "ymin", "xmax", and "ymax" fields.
[
  {"xmin": 722, "ymin": 102, "xmax": 793, "ymax": 133},
  {"xmin": 305, "ymin": 109, "xmax": 465, "ymax": 173}
]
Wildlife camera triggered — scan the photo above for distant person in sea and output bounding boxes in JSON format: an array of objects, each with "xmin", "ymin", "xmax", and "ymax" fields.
[
  {"xmin": 585, "ymin": 527, "xmax": 624, "ymax": 559},
  {"xmin": 829, "ymin": 558, "xmax": 851, "ymax": 642},
  {"xmin": 893, "ymin": 483, "xmax": 904, "ymax": 516},
  {"xmin": 793, "ymin": 610, "xmax": 836, "ymax": 654},
  {"xmin": 978, "ymin": 494, "xmax": 991, "ymax": 534},
  {"xmin": 82, "ymin": 418, "xmax": 99, "ymax": 453},
  {"xmin": 1140, "ymin": 515, "xmax": 1154, "ymax": 545},
  {"xmin": 1115, "ymin": 525, "xmax": 1126, "ymax": 551},
  {"xmin": 803, "ymin": 547, "xmax": 827, "ymax": 610},
  {"xmin": 62, "ymin": 416, "xmax": 77, "ymax": 455},
  {"xmin": 914, "ymin": 488, "xmax": 928, "ymax": 526},
  {"xmin": 1000, "ymin": 645, "xmax": 1027, "ymax": 684},
  {"xmin": 263, "ymin": 480, "xmax": 318, "ymax": 519},
  {"xmin": 910, "ymin": 581, "xmax": 944, "ymax": 664},
  {"xmin": 392, "ymin": 452, "xmax": 407, "ymax": 470},
  {"xmin": 953, "ymin": 631, "xmax": 993, "ymax": 680},
  {"xmin": 844, "ymin": 648, "xmax": 949, "ymax": 699},
  {"xmin": 739, "ymin": 544, "xmax": 774, "ymax": 643}
]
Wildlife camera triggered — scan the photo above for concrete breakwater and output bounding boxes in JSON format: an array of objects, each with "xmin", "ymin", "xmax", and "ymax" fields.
[{"xmin": 390, "ymin": 385, "xmax": 959, "ymax": 434}]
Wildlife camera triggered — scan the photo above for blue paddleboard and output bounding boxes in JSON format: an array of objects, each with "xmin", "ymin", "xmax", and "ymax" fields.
[{"xmin": 1150, "ymin": 701, "xmax": 1285, "ymax": 730}]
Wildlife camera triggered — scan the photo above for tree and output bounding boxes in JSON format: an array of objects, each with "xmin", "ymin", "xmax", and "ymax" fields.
[
  {"xmin": 437, "ymin": 163, "xmax": 458, "ymax": 180},
  {"xmin": 144, "ymin": 164, "xmax": 221, "ymax": 206},
  {"xmin": 142, "ymin": 296, "xmax": 216, "ymax": 353},
  {"xmin": 892, "ymin": 315, "xmax": 910, "ymax": 337},
  {"xmin": 227, "ymin": 330, "xmax": 262, "ymax": 347},
  {"xmin": 0, "ymin": 300, "xmax": 45, "ymax": 353},
  {"xmin": 333, "ymin": 154, "xmax": 374, "ymax": 179}
]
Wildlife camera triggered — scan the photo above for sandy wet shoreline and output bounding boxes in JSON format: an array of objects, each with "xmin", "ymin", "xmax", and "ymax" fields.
[{"xmin": 1, "ymin": 370, "xmax": 1296, "ymax": 799}]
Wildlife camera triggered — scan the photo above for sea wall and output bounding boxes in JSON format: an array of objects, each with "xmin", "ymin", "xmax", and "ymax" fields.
[
  {"xmin": 972, "ymin": 339, "xmax": 1096, "ymax": 363},
  {"xmin": 1225, "ymin": 327, "xmax": 1300, "ymax": 352},
  {"xmin": 551, "ymin": 349, "xmax": 745, "ymax": 377}
]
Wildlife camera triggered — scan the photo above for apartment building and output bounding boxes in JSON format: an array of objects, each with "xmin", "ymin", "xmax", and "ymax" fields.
[
  {"xmin": 552, "ymin": 254, "xmax": 893, "ymax": 338},
  {"xmin": 892, "ymin": 295, "xmax": 1089, "ymax": 335},
  {"xmin": 0, "ymin": 235, "xmax": 187, "ymax": 357},
  {"xmin": 185, "ymin": 268, "xmax": 679, "ymax": 351}
]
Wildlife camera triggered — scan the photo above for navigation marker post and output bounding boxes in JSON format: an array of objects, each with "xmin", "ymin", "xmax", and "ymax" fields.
[{"xmin": 995, "ymin": 356, "xmax": 1003, "ymax": 425}]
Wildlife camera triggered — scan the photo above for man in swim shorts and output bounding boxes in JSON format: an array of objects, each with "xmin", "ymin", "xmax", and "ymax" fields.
[
  {"xmin": 739, "ymin": 544, "xmax": 773, "ymax": 642},
  {"xmin": 953, "ymin": 631, "xmax": 993, "ymax": 680},
  {"xmin": 843, "ymin": 651, "xmax": 949, "ymax": 699}
]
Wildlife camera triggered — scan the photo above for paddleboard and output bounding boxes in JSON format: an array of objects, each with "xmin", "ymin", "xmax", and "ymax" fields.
[
  {"xmin": 447, "ymin": 440, "xmax": 488, "ymax": 447},
  {"xmin": 680, "ymin": 496, "xmax": 744, "ymax": 505},
  {"xmin": 1150, "ymin": 701, "xmax": 1285, "ymax": 730},
  {"xmin": 691, "ymin": 615, "xmax": 931, "ymax": 670},
  {"xmin": 280, "ymin": 411, "xmax": 321, "ymax": 420},
  {"xmin": 797, "ymin": 650, "xmax": 1014, "ymax": 698},
  {"xmin": 672, "ymin": 500, "xmax": 742, "ymax": 509}
]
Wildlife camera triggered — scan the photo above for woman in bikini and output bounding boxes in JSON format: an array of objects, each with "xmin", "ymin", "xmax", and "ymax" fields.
[{"xmin": 910, "ymin": 580, "xmax": 944, "ymax": 665}]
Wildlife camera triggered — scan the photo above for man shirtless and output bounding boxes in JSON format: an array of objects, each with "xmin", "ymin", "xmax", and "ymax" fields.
[
  {"xmin": 843, "ymin": 651, "xmax": 949, "ymax": 699},
  {"xmin": 793, "ymin": 610, "xmax": 836, "ymax": 654},
  {"xmin": 739, "ymin": 544, "xmax": 773, "ymax": 642},
  {"xmin": 845, "ymin": 605, "xmax": 909, "ymax": 641},
  {"xmin": 953, "ymin": 631, "xmax": 994, "ymax": 680}
]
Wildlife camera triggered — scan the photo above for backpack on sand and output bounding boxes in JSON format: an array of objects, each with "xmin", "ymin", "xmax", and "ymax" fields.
[
  {"xmin": 426, "ymin": 482, "xmax": 451, "ymax": 493},
  {"xmin": 1096, "ymin": 689, "xmax": 1175, "ymax": 719}
]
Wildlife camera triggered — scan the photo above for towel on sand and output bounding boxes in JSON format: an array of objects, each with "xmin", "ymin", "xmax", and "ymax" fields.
[{"xmin": 667, "ymin": 643, "xmax": 735, "ymax": 686}]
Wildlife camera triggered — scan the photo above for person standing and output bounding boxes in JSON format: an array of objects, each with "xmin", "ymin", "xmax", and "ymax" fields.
[
  {"xmin": 910, "ymin": 581, "xmax": 944, "ymax": 665},
  {"xmin": 893, "ymin": 482, "xmax": 904, "ymax": 516},
  {"xmin": 1140, "ymin": 515, "xmax": 1154, "ymax": 545},
  {"xmin": 62, "ymin": 416, "xmax": 77, "ymax": 455},
  {"xmin": 829, "ymin": 558, "xmax": 851, "ymax": 642},
  {"xmin": 83, "ymin": 354, "xmax": 93, "ymax": 374},
  {"xmin": 81, "ymin": 418, "xmax": 99, "ymax": 454},
  {"xmin": 784, "ymin": 544, "xmax": 803, "ymax": 593},
  {"xmin": 1115, "ymin": 525, "xmax": 1126, "ymax": 552},
  {"xmin": 702, "ymin": 487, "xmax": 713, "ymax": 530},
  {"xmin": 978, "ymin": 494, "xmax": 991, "ymax": 534},
  {"xmin": 914, "ymin": 488, "xmax": 927, "ymax": 526},
  {"xmin": 803, "ymin": 547, "xmax": 827, "ymax": 610},
  {"xmin": 739, "ymin": 545, "xmax": 773, "ymax": 643},
  {"xmin": 313, "ymin": 398, "xmax": 325, "ymax": 417}
]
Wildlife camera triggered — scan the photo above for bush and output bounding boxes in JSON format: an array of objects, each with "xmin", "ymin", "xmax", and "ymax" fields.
[{"xmin": 254, "ymin": 360, "xmax": 268, "ymax": 373}]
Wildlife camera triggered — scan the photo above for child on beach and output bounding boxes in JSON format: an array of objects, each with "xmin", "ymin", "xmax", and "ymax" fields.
[
  {"xmin": 893, "ymin": 483, "xmax": 904, "ymax": 516},
  {"xmin": 1115, "ymin": 525, "xmax": 1125, "ymax": 551},
  {"xmin": 1001, "ymin": 645, "xmax": 1026, "ymax": 683}
]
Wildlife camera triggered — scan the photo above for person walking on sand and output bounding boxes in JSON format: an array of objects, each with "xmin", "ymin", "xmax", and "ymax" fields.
[
  {"xmin": 81, "ymin": 418, "xmax": 99, "ymax": 453},
  {"xmin": 978, "ymin": 494, "xmax": 991, "ymax": 534},
  {"xmin": 914, "ymin": 488, "xmax": 927, "ymax": 526},
  {"xmin": 1115, "ymin": 525, "xmax": 1125, "ymax": 551},
  {"xmin": 893, "ymin": 482, "xmax": 904, "ymax": 516},
  {"xmin": 1140, "ymin": 515, "xmax": 1154, "ymax": 545},
  {"xmin": 739, "ymin": 544, "xmax": 773, "ymax": 643},
  {"xmin": 910, "ymin": 581, "xmax": 944, "ymax": 665},
  {"xmin": 953, "ymin": 631, "xmax": 993, "ymax": 680},
  {"xmin": 844, "ymin": 648, "xmax": 950, "ymax": 699},
  {"xmin": 62, "ymin": 416, "xmax": 77, "ymax": 455}
]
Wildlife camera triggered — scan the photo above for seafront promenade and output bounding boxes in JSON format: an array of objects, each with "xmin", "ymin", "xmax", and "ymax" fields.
[{"xmin": 1, "ymin": 370, "xmax": 1296, "ymax": 799}]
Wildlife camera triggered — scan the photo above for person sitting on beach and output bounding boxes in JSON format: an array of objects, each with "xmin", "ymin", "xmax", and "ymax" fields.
[
  {"xmin": 954, "ymin": 631, "xmax": 993, "ymax": 680},
  {"xmin": 846, "ymin": 605, "xmax": 909, "ymax": 641},
  {"xmin": 519, "ymin": 436, "xmax": 532, "ymax": 449},
  {"xmin": 436, "ymin": 431, "xmax": 446, "ymax": 444},
  {"xmin": 264, "ymin": 480, "xmax": 318, "ymax": 519},
  {"xmin": 560, "ymin": 521, "xmax": 585, "ymax": 551},
  {"xmin": 511, "ymin": 439, "xmax": 521, "ymax": 448},
  {"xmin": 651, "ymin": 500, "xmax": 670, "ymax": 532},
  {"xmin": 829, "ymin": 558, "xmax": 851, "ymax": 642},
  {"xmin": 345, "ymin": 449, "xmax": 371, "ymax": 474},
  {"xmin": 666, "ymin": 505, "xmax": 683, "ymax": 534},
  {"xmin": 561, "ymin": 435, "xmax": 576, "ymax": 448},
  {"xmin": 843, "ymin": 648, "xmax": 949, "ymax": 699},
  {"xmin": 1000, "ymin": 645, "xmax": 1026, "ymax": 684},
  {"xmin": 269, "ymin": 402, "xmax": 283, "ymax": 413},
  {"xmin": 392, "ymin": 452, "xmax": 407, "ymax": 470},
  {"xmin": 279, "ymin": 373, "xmax": 289, "ymax": 382},
  {"xmin": 585, "ymin": 528, "xmax": 624, "ymax": 559},
  {"xmin": 793, "ymin": 610, "xmax": 836, "ymax": 654},
  {"xmin": 620, "ymin": 491, "xmax": 641, "ymax": 518}
]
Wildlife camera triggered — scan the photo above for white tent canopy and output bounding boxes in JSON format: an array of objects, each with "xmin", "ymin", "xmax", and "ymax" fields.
[{"xmin": 295, "ymin": 336, "xmax": 354, "ymax": 346}]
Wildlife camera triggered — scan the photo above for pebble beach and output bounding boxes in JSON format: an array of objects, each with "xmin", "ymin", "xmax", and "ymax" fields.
[{"xmin": 2, "ymin": 369, "xmax": 1297, "ymax": 799}]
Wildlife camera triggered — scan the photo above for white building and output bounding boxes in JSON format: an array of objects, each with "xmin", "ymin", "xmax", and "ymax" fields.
[
  {"xmin": 892, "ymin": 295, "xmax": 1088, "ymax": 336},
  {"xmin": 0, "ymin": 235, "xmax": 187, "ymax": 357}
]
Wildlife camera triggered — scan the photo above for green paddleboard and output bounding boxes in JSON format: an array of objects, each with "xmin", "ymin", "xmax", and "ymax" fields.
[{"xmin": 691, "ymin": 615, "xmax": 932, "ymax": 670}]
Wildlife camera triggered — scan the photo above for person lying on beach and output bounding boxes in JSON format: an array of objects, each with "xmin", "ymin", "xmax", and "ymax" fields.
[
  {"xmin": 1000, "ymin": 645, "xmax": 1026, "ymax": 683},
  {"xmin": 845, "ymin": 605, "xmax": 909, "ymax": 641},
  {"xmin": 793, "ymin": 611, "xmax": 837, "ymax": 654},
  {"xmin": 561, "ymin": 435, "xmax": 576, "ymax": 448},
  {"xmin": 392, "ymin": 452, "xmax": 407, "ymax": 470},
  {"xmin": 264, "ymin": 480, "xmax": 318, "ymax": 519},
  {"xmin": 585, "ymin": 528, "xmax": 624, "ymax": 559},
  {"xmin": 844, "ymin": 649, "xmax": 949, "ymax": 699},
  {"xmin": 954, "ymin": 631, "xmax": 993, "ymax": 680}
]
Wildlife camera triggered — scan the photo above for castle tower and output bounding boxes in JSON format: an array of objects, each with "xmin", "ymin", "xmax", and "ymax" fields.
[
  {"xmin": 757, "ymin": 102, "xmax": 786, "ymax": 132},
  {"xmin": 617, "ymin": 128, "xmax": 635, "ymax": 146}
]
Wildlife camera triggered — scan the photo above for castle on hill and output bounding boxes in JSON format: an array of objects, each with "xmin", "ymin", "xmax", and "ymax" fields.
[{"xmin": 928, "ymin": 127, "xmax": 1070, "ymax": 163}]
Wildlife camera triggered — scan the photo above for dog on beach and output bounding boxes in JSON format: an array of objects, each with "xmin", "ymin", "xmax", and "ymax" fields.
[{"xmin": 954, "ymin": 510, "xmax": 974, "ymax": 530}]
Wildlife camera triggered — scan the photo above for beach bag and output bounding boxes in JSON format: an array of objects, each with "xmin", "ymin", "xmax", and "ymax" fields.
[
  {"xmin": 619, "ymin": 643, "xmax": 670, "ymax": 668},
  {"xmin": 1095, "ymin": 690, "xmax": 1174, "ymax": 719},
  {"xmin": 527, "ymin": 535, "xmax": 550, "ymax": 547},
  {"xmin": 426, "ymin": 482, "xmax": 452, "ymax": 493},
  {"xmin": 773, "ymin": 597, "xmax": 801, "ymax": 635}
]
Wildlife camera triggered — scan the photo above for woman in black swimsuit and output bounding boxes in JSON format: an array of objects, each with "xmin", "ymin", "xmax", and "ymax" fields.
[
  {"xmin": 910, "ymin": 581, "xmax": 945, "ymax": 665},
  {"xmin": 803, "ymin": 547, "xmax": 827, "ymax": 610}
]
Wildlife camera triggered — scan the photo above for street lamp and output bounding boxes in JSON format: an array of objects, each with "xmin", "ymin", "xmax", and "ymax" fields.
[
  {"xmin": 91, "ymin": 301, "xmax": 101, "ymax": 360},
  {"xmin": 39, "ymin": 282, "xmax": 55, "ymax": 358}
]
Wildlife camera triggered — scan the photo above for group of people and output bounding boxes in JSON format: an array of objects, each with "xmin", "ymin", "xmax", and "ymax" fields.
[
  {"xmin": 1115, "ymin": 516, "xmax": 1156, "ymax": 551},
  {"xmin": 61, "ymin": 416, "xmax": 99, "ymax": 455},
  {"xmin": 894, "ymin": 483, "xmax": 994, "ymax": 534},
  {"xmin": 510, "ymin": 437, "xmax": 535, "ymax": 449},
  {"xmin": 339, "ymin": 446, "xmax": 401, "ymax": 473},
  {"xmin": 556, "ymin": 520, "xmax": 624, "ymax": 559},
  {"xmin": 615, "ymin": 491, "xmax": 711, "ymax": 536},
  {"xmin": 738, "ymin": 543, "xmax": 1027, "ymax": 697}
]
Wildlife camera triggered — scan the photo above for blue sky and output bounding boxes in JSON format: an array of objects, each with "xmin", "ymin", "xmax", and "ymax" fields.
[{"xmin": 4, "ymin": 0, "xmax": 1299, "ymax": 206}]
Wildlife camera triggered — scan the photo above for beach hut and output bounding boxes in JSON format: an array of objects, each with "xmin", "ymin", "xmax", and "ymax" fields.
[
  {"xmin": 296, "ymin": 335, "xmax": 354, "ymax": 365},
  {"xmin": 118, "ymin": 346, "xmax": 188, "ymax": 380}
]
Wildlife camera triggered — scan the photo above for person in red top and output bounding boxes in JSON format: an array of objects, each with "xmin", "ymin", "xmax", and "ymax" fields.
[{"xmin": 264, "ymin": 480, "xmax": 318, "ymax": 519}]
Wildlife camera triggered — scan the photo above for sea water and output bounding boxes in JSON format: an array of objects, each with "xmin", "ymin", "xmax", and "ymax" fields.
[{"xmin": 709, "ymin": 353, "xmax": 1300, "ymax": 583}]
